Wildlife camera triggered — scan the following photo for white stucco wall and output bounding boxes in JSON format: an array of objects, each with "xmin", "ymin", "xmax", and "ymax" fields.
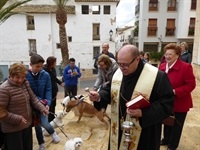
[
  {"xmin": 177, "ymin": 0, "xmax": 196, "ymax": 39},
  {"xmin": 0, "ymin": 15, "xmax": 30, "ymax": 65},
  {"xmin": 0, "ymin": 1, "xmax": 117, "ymax": 71}
]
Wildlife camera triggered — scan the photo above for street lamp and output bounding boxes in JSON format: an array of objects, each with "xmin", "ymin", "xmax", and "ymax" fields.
[
  {"xmin": 109, "ymin": 29, "xmax": 113, "ymax": 41},
  {"xmin": 158, "ymin": 35, "xmax": 162, "ymax": 52}
]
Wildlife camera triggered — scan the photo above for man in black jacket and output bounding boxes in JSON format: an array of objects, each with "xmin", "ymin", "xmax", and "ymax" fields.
[{"xmin": 94, "ymin": 43, "xmax": 115, "ymax": 70}]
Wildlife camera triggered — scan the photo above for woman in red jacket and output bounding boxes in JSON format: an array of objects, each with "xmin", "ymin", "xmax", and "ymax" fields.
[{"xmin": 159, "ymin": 43, "xmax": 196, "ymax": 150}]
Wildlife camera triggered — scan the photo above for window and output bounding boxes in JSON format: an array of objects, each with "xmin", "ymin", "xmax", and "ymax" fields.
[
  {"xmin": 188, "ymin": 18, "xmax": 195, "ymax": 36},
  {"xmin": 149, "ymin": 0, "xmax": 158, "ymax": 11},
  {"xmin": 167, "ymin": 0, "xmax": 177, "ymax": 11},
  {"xmin": 29, "ymin": 39, "xmax": 37, "ymax": 55},
  {"xmin": 56, "ymin": 43, "xmax": 61, "ymax": 49},
  {"xmin": 104, "ymin": 5, "xmax": 110, "ymax": 14},
  {"xmin": 148, "ymin": 19, "xmax": 157, "ymax": 36},
  {"xmin": 93, "ymin": 23, "xmax": 100, "ymax": 40},
  {"xmin": 134, "ymin": 21, "xmax": 139, "ymax": 36},
  {"xmin": 135, "ymin": 4, "xmax": 140, "ymax": 15},
  {"xmin": 93, "ymin": 46, "xmax": 100, "ymax": 59},
  {"xmin": 187, "ymin": 43, "xmax": 193, "ymax": 53},
  {"xmin": 68, "ymin": 36, "xmax": 72, "ymax": 42},
  {"xmin": 166, "ymin": 19, "xmax": 176, "ymax": 36},
  {"xmin": 92, "ymin": 5, "xmax": 100, "ymax": 14},
  {"xmin": 27, "ymin": 15, "xmax": 35, "ymax": 30},
  {"xmin": 191, "ymin": 0, "xmax": 196, "ymax": 10},
  {"xmin": 82, "ymin": 5, "xmax": 89, "ymax": 14}
]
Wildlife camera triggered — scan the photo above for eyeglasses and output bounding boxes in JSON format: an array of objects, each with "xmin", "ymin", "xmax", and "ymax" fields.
[
  {"xmin": 117, "ymin": 56, "xmax": 137, "ymax": 68},
  {"xmin": 164, "ymin": 53, "xmax": 175, "ymax": 57}
]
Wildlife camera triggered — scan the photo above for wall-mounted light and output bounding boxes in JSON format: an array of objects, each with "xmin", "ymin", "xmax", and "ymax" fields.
[{"xmin": 109, "ymin": 29, "xmax": 113, "ymax": 41}]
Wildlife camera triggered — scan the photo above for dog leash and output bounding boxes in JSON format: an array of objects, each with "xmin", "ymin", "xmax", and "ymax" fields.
[
  {"xmin": 49, "ymin": 111, "xmax": 57, "ymax": 116},
  {"xmin": 50, "ymin": 112, "xmax": 69, "ymax": 139}
]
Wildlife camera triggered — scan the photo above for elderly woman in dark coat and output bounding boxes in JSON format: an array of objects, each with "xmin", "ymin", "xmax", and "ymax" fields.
[{"xmin": 0, "ymin": 63, "xmax": 48, "ymax": 150}]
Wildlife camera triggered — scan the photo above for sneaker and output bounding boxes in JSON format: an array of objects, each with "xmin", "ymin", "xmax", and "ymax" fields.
[
  {"xmin": 51, "ymin": 132, "xmax": 60, "ymax": 143},
  {"xmin": 39, "ymin": 143, "xmax": 45, "ymax": 150}
]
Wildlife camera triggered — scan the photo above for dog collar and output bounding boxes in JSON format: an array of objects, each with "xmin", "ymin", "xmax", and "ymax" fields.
[{"xmin": 77, "ymin": 97, "xmax": 84, "ymax": 105}]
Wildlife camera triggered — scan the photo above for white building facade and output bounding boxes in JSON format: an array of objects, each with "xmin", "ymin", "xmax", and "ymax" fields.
[
  {"xmin": 117, "ymin": 0, "xmax": 196, "ymax": 54},
  {"xmin": 193, "ymin": 0, "xmax": 200, "ymax": 80},
  {"xmin": 0, "ymin": 0, "xmax": 119, "ymax": 80}
]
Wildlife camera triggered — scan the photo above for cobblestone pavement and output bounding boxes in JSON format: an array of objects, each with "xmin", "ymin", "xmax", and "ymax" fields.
[{"xmin": 33, "ymin": 78, "xmax": 200, "ymax": 150}]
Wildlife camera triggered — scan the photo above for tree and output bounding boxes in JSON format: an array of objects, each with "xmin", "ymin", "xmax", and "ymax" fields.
[
  {"xmin": 0, "ymin": 0, "xmax": 31, "ymax": 25},
  {"xmin": 53, "ymin": 0, "xmax": 69, "ymax": 67}
]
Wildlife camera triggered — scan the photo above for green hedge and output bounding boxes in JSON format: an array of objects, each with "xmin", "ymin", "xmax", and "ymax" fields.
[{"xmin": 150, "ymin": 51, "xmax": 164, "ymax": 62}]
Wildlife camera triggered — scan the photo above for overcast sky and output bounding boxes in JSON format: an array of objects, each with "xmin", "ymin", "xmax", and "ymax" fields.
[{"xmin": 116, "ymin": 0, "xmax": 136, "ymax": 28}]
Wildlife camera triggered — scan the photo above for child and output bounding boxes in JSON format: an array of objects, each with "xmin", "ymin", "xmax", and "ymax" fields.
[{"xmin": 27, "ymin": 54, "xmax": 60, "ymax": 150}]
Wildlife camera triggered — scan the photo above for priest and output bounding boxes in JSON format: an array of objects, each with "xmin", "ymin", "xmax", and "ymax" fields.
[{"xmin": 89, "ymin": 45, "xmax": 174, "ymax": 150}]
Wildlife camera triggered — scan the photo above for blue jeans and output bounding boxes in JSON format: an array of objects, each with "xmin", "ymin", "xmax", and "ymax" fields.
[{"xmin": 35, "ymin": 113, "xmax": 55, "ymax": 145}]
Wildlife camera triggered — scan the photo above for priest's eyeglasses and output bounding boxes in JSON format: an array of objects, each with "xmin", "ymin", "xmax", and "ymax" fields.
[{"xmin": 117, "ymin": 56, "xmax": 137, "ymax": 68}]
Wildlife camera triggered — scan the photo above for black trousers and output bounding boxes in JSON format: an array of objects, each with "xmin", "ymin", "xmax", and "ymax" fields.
[
  {"xmin": 64, "ymin": 85, "xmax": 77, "ymax": 97},
  {"xmin": 0, "ymin": 127, "xmax": 7, "ymax": 149},
  {"xmin": 163, "ymin": 112, "xmax": 187, "ymax": 150},
  {"xmin": 93, "ymin": 96, "xmax": 111, "ymax": 111},
  {"xmin": 48, "ymin": 96, "xmax": 57, "ymax": 122},
  {"xmin": 5, "ymin": 126, "xmax": 32, "ymax": 150}
]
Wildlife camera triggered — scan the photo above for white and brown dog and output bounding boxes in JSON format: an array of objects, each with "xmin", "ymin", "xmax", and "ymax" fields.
[
  {"xmin": 65, "ymin": 95, "xmax": 110, "ymax": 129},
  {"xmin": 64, "ymin": 137, "xmax": 83, "ymax": 150},
  {"xmin": 61, "ymin": 96, "xmax": 71, "ymax": 111},
  {"xmin": 61, "ymin": 95, "xmax": 84, "ymax": 112},
  {"xmin": 50, "ymin": 110, "xmax": 65, "ymax": 128},
  {"xmin": 43, "ymin": 111, "xmax": 65, "ymax": 135}
]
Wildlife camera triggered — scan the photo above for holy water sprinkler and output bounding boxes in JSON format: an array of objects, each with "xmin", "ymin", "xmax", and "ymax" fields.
[
  {"xmin": 85, "ymin": 87, "xmax": 91, "ymax": 94},
  {"xmin": 85, "ymin": 87, "xmax": 95, "ymax": 96}
]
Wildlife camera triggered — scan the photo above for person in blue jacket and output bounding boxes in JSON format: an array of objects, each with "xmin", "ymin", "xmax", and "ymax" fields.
[
  {"xmin": 27, "ymin": 54, "xmax": 60, "ymax": 150},
  {"xmin": 63, "ymin": 58, "xmax": 81, "ymax": 97}
]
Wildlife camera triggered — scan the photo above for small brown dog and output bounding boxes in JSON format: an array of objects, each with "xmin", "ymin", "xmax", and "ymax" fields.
[{"xmin": 66, "ymin": 96, "xmax": 110, "ymax": 129}]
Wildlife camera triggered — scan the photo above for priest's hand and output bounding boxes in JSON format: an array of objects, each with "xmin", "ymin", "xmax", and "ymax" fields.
[
  {"xmin": 88, "ymin": 91, "xmax": 100, "ymax": 102},
  {"xmin": 127, "ymin": 108, "xmax": 142, "ymax": 118}
]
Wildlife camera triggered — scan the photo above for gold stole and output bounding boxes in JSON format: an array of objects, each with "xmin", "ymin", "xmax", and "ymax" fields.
[{"xmin": 110, "ymin": 63, "xmax": 158, "ymax": 150}]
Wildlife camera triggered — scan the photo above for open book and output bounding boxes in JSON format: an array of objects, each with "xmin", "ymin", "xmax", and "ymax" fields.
[{"xmin": 126, "ymin": 95, "xmax": 150, "ymax": 109}]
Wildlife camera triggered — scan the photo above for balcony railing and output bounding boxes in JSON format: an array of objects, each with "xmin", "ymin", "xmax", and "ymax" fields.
[
  {"xmin": 168, "ymin": 6, "xmax": 176, "ymax": 11},
  {"xmin": 93, "ymin": 35, "xmax": 100, "ymax": 40},
  {"xmin": 27, "ymin": 24, "xmax": 35, "ymax": 30},
  {"xmin": 166, "ymin": 27, "xmax": 176, "ymax": 36},
  {"xmin": 188, "ymin": 26, "xmax": 195, "ymax": 36},
  {"xmin": 167, "ymin": 2, "xmax": 178, "ymax": 11},
  {"xmin": 148, "ymin": 26, "xmax": 157, "ymax": 36},
  {"xmin": 149, "ymin": 2, "xmax": 158, "ymax": 11}
]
